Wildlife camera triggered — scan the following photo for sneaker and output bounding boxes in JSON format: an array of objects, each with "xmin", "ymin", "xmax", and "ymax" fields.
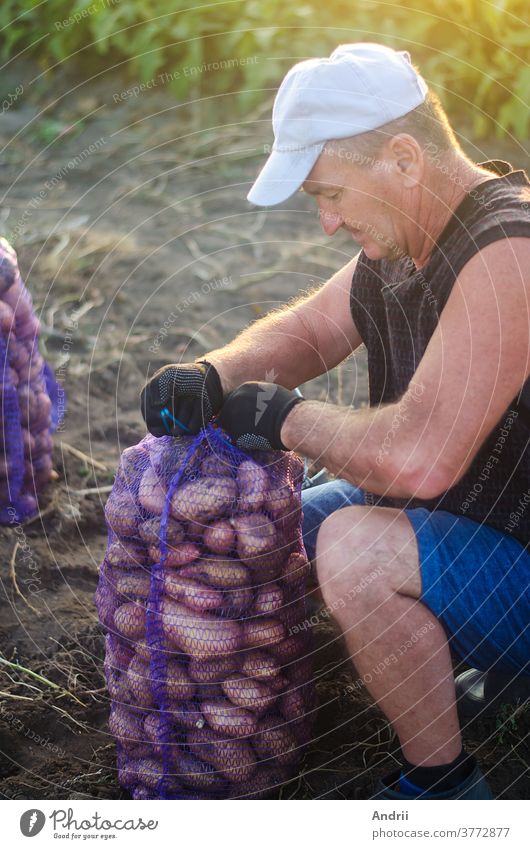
[
  {"xmin": 455, "ymin": 668, "xmax": 530, "ymax": 720},
  {"xmin": 371, "ymin": 764, "xmax": 493, "ymax": 799}
]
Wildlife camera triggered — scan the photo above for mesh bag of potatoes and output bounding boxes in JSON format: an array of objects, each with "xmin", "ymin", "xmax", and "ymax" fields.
[
  {"xmin": 95, "ymin": 424, "xmax": 315, "ymax": 799},
  {"xmin": 0, "ymin": 237, "xmax": 64, "ymax": 523}
]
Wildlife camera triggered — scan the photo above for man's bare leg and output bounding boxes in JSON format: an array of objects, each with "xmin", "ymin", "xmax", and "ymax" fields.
[{"xmin": 315, "ymin": 504, "xmax": 461, "ymax": 766}]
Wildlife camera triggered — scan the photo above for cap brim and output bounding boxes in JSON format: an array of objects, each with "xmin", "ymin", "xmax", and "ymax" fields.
[{"xmin": 247, "ymin": 143, "xmax": 325, "ymax": 207}]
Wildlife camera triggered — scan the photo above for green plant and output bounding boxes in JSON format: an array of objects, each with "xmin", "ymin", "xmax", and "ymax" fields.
[
  {"xmin": 0, "ymin": 0, "xmax": 528, "ymax": 139},
  {"xmin": 495, "ymin": 701, "xmax": 528, "ymax": 744}
]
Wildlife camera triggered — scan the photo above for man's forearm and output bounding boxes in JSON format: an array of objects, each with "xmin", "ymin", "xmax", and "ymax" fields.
[
  {"xmin": 280, "ymin": 396, "xmax": 428, "ymax": 499},
  {"xmin": 202, "ymin": 297, "xmax": 327, "ymax": 395}
]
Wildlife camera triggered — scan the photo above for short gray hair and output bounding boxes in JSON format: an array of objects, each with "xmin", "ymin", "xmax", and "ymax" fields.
[{"xmin": 339, "ymin": 90, "xmax": 462, "ymax": 165}]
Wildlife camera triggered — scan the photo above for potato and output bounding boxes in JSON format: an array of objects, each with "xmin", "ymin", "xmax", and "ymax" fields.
[
  {"xmin": 288, "ymin": 655, "xmax": 313, "ymax": 687},
  {"xmin": 0, "ymin": 300, "xmax": 14, "ymax": 335},
  {"xmin": 115, "ymin": 572, "xmax": 151, "ymax": 599},
  {"xmin": 148, "ymin": 541, "xmax": 200, "ymax": 568},
  {"xmin": 243, "ymin": 618, "xmax": 285, "ymax": 650},
  {"xmin": 278, "ymin": 599, "xmax": 306, "ymax": 633},
  {"xmin": 164, "ymin": 658, "xmax": 196, "ymax": 701},
  {"xmin": 3, "ymin": 280, "xmax": 32, "ymax": 318},
  {"xmin": 193, "ymin": 680, "xmax": 224, "ymax": 700},
  {"xmin": 132, "ymin": 786, "xmax": 154, "ymax": 800},
  {"xmin": 114, "ymin": 602, "xmax": 146, "ymax": 640},
  {"xmin": 116, "ymin": 444, "xmax": 149, "ymax": 495},
  {"xmin": 18, "ymin": 353, "xmax": 45, "ymax": 384},
  {"xmin": 10, "ymin": 338, "xmax": 30, "ymax": 370},
  {"xmin": 95, "ymin": 585, "xmax": 120, "ymax": 630},
  {"xmin": 186, "ymin": 519, "xmax": 205, "ymax": 540},
  {"xmin": 109, "ymin": 705, "xmax": 143, "ymax": 743},
  {"xmin": 189, "ymin": 655, "xmax": 238, "ymax": 684},
  {"xmin": 127, "ymin": 757, "xmax": 164, "ymax": 790},
  {"xmin": 251, "ymin": 715, "xmax": 299, "ymax": 766},
  {"xmin": 234, "ymin": 520, "xmax": 289, "ymax": 582},
  {"xmin": 163, "ymin": 572, "xmax": 223, "ymax": 612},
  {"xmin": 32, "ymin": 428, "xmax": 52, "ymax": 457},
  {"xmin": 106, "ymin": 538, "xmax": 147, "ymax": 568},
  {"xmin": 127, "ymin": 654, "xmax": 154, "ymax": 707},
  {"xmin": 16, "ymin": 384, "xmax": 38, "ymax": 427},
  {"xmin": 134, "ymin": 640, "xmax": 152, "ymax": 662},
  {"xmin": 280, "ymin": 551, "xmax": 311, "ymax": 586},
  {"xmin": 122, "ymin": 742, "xmax": 156, "ymax": 763},
  {"xmin": 32, "ymin": 392, "xmax": 53, "ymax": 432},
  {"xmin": 201, "ymin": 698, "xmax": 258, "ymax": 737},
  {"xmin": 253, "ymin": 583, "xmax": 283, "ymax": 615},
  {"xmin": 236, "ymin": 460, "xmax": 268, "ymax": 512},
  {"xmin": 106, "ymin": 668, "xmax": 131, "ymax": 703},
  {"xmin": 144, "ymin": 712, "xmax": 166, "ymax": 752},
  {"xmin": 161, "ymin": 597, "xmax": 242, "ymax": 659},
  {"xmin": 171, "ymin": 700, "xmax": 207, "ymax": 731},
  {"xmin": 0, "ymin": 245, "xmax": 17, "ymax": 293},
  {"xmin": 105, "ymin": 634, "xmax": 134, "ymax": 671},
  {"xmin": 200, "ymin": 455, "xmax": 233, "ymax": 478},
  {"xmin": 139, "ymin": 515, "xmax": 184, "ymax": 546},
  {"xmin": 203, "ymin": 518, "xmax": 235, "ymax": 554},
  {"xmin": 220, "ymin": 585, "xmax": 254, "ymax": 617},
  {"xmin": 138, "ymin": 465, "xmax": 167, "ymax": 515},
  {"xmin": 171, "ymin": 750, "xmax": 225, "ymax": 791},
  {"xmin": 170, "ymin": 476, "xmax": 237, "ymax": 523},
  {"xmin": 222, "ymin": 673, "xmax": 277, "ymax": 716},
  {"xmin": 229, "ymin": 765, "xmax": 290, "ymax": 799},
  {"xmin": 231, "ymin": 513, "xmax": 277, "ymax": 565},
  {"xmin": 264, "ymin": 484, "xmax": 292, "ymax": 515},
  {"xmin": 280, "ymin": 688, "xmax": 307, "ymax": 723},
  {"xmin": 276, "ymin": 503, "xmax": 302, "ymax": 534},
  {"xmin": 270, "ymin": 633, "xmax": 306, "ymax": 664},
  {"xmin": 240, "ymin": 650, "xmax": 282, "ymax": 682},
  {"xmin": 267, "ymin": 673, "xmax": 289, "ymax": 694},
  {"xmin": 5, "ymin": 365, "xmax": 18, "ymax": 389},
  {"xmin": 188, "ymin": 727, "xmax": 257, "ymax": 783},
  {"xmin": 18, "ymin": 492, "xmax": 37, "ymax": 516},
  {"xmin": 31, "ymin": 453, "xmax": 53, "ymax": 480},
  {"xmin": 180, "ymin": 556, "xmax": 250, "ymax": 590}
]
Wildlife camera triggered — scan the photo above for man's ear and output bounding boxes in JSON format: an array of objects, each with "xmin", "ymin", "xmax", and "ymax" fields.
[{"xmin": 387, "ymin": 133, "xmax": 423, "ymax": 188}]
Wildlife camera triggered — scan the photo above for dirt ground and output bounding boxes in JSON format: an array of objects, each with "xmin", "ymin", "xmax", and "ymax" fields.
[{"xmin": 0, "ymin": 63, "xmax": 528, "ymax": 800}]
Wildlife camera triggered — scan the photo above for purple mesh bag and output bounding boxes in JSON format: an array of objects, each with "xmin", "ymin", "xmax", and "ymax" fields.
[
  {"xmin": 96, "ymin": 425, "xmax": 316, "ymax": 800},
  {"xmin": 0, "ymin": 237, "xmax": 64, "ymax": 523}
]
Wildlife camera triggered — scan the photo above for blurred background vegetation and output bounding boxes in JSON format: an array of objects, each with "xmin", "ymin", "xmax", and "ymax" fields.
[{"xmin": 1, "ymin": 0, "xmax": 529, "ymax": 140}]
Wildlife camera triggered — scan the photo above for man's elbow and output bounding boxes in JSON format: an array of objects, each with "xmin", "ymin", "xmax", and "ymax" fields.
[{"xmin": 388, "ymin": 449, "xmax": 462, "ymax": 500}]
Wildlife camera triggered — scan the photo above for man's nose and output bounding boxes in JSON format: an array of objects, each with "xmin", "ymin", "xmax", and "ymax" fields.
[{"xmin": 319, "ymin": 208, "xmax": 343, "ymax": 236}]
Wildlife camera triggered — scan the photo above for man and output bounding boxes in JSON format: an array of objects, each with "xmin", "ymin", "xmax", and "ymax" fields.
[{"xmin": 141, "ymin": 43, "xmax": 530, "ymax": 799}]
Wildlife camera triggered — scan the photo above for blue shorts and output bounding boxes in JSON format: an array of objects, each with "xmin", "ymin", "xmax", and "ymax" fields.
[{"xmin": 301, "ymin": 479, "xmax": 530, "ymax": 675}]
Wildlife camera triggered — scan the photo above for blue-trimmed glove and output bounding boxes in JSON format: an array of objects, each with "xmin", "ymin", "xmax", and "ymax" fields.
[
  {"xmin": 218, "ymin": 381, "xmax": 304, "ymax": 450},
  {"xmin": 140, "ymin": 360, "xmax": 223, "ymax": 437}
]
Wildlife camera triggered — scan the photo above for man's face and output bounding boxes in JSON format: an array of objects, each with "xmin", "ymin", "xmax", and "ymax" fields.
[{"xmin": 302, "ymin": 141, "xmax": 410, "ymax": 261}]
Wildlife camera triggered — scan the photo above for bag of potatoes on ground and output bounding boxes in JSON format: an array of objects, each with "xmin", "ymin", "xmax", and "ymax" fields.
[{"xmin": 95, "ymin": 423, "xmax": 315, "ymax": 799}]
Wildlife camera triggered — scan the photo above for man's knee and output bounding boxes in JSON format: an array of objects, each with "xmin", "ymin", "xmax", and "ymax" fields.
[
  {"xmin": 315, "ymin": 505, "xmax": 376, "ymax": 598},
  {"xmin": 315, "ymin": 505, "xmax": 421, "ymax": 601}
]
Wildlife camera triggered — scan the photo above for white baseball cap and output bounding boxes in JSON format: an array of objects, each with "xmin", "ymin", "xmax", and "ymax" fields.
[{"xmin": 247, "ymin": 42, "xmax": 428, "ymax": 207}]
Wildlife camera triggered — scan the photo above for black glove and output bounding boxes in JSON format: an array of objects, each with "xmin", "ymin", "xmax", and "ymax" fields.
[
  {"xmin": 140, "ymin": 360, "xmax": 223, "ymax": 437},
  {"xmin": 218, "ymin": 381, "xmax": 304, "ymax": 450}
]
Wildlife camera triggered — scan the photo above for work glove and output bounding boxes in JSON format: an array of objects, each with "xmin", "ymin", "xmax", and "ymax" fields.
[
  {"xmin": 140, "ymin": 360, "xmax": 223, "ymax": 437},
  {"xmin": 218, "ymin": 381, "xmax": 304, "ymax": 450}
]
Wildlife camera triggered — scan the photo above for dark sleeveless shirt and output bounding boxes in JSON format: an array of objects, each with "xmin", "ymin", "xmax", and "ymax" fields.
[{"xmin": 349, "ymin": 160, "xmax": 530, "ymax": 548}]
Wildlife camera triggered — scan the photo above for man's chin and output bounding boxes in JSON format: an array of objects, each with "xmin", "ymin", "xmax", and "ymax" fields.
[
  {"xmin": 362, "ymin": 241, "xmax": 404, "ymax": 263},
  {"xmin": 360, "ymin": 241, "xmax": 386, "ymax": 260}
]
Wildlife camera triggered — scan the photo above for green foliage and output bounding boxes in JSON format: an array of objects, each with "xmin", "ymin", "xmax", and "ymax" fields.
[{"xmin": 0, "ymin": 0, "xmax": 528, "ymax": 139}]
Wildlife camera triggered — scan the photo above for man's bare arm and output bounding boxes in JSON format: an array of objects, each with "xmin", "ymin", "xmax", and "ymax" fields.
[
  {"xmin": 203, "ymin": 253, "xmax": 362, "ymax": 394},
  {"xmin": 280, "ymin": 237, "xmax": 530, "ymax": 499}
]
